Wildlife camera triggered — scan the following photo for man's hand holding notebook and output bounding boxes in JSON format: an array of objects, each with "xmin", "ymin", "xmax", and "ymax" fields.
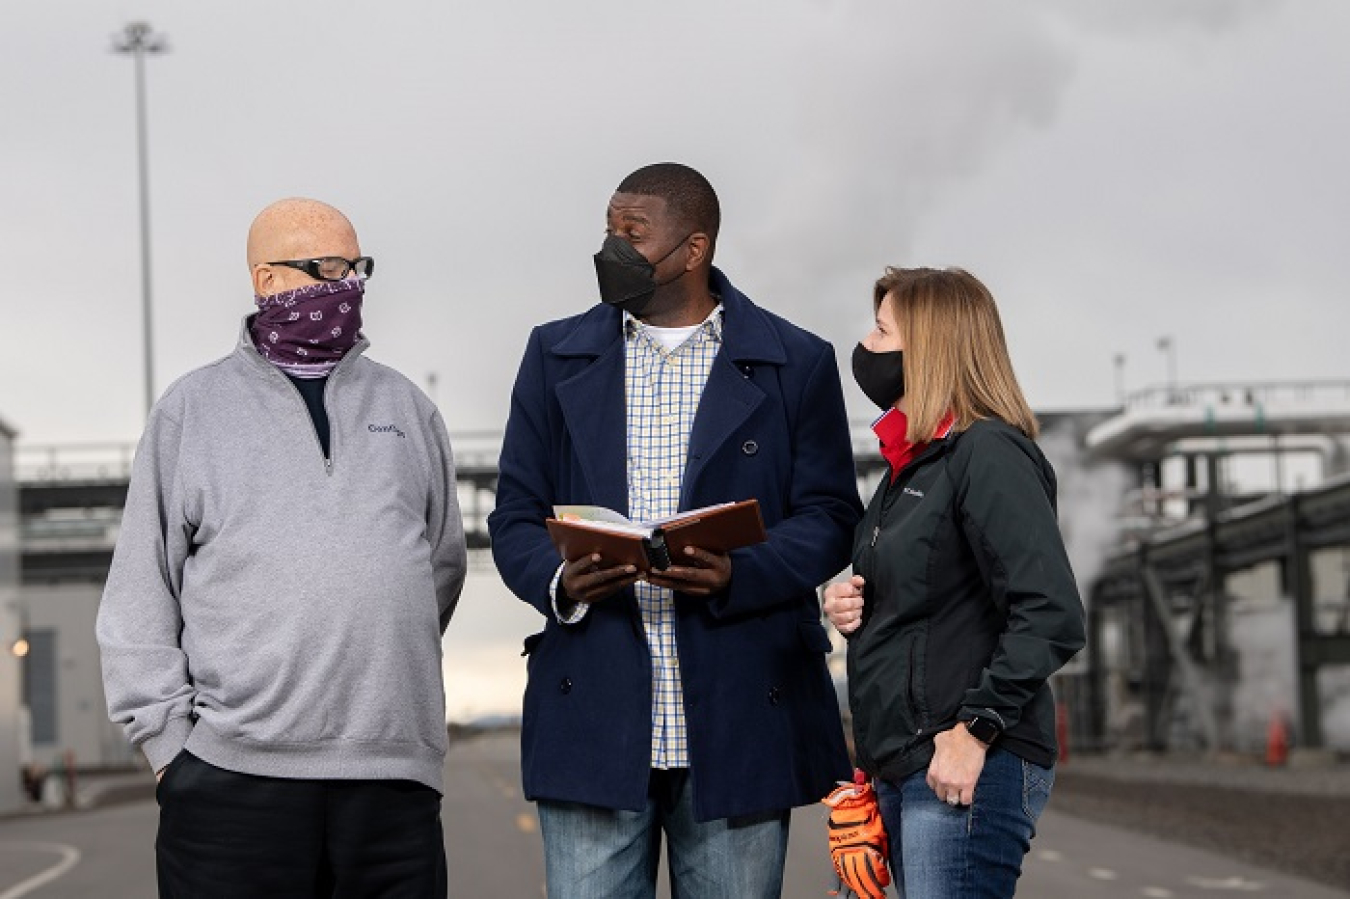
[{"xmin": 547, "ymin": 499, "xmax": 767, "ymax": 573}]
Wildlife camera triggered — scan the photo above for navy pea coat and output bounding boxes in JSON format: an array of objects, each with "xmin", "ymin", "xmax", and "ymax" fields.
[{"xmin": 487, "ymin": 268, "xmax": 862, "ymax": 822}]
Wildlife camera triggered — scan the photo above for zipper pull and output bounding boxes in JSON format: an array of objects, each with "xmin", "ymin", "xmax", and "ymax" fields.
[
  {"xmin": 870, "ymin": 525, "xmax": 880, "ymax": 547},
  {"xmin": 325, "ymin": 458, "xmax": 333, "ymax": 476}
]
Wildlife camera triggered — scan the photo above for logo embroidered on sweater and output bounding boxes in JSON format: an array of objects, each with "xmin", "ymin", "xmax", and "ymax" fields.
[
  {"xmin": 903, "ymin": 486, "xmax": 925, "ymax": 498},
  {"xmin": 368, "ymin": 424, "xmax": 406, "ymax": 438}
]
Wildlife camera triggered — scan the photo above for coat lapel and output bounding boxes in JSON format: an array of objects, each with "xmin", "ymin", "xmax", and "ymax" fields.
[
  {"xmin": 553, "ymin": 311, "xmax": 630, "ymax": 515},
  {"xmin": 682, "ymin": 270, "xmax": 787, "ymax": 500},
  {"xmin": 683, "ymin": 353, "xmax": 765, "ymax": 497}
]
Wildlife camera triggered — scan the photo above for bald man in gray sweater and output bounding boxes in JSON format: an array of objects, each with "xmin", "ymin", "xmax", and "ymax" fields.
[{"xmin": 97, "ymin": 198, "xmax": 466, "ymax": 897}]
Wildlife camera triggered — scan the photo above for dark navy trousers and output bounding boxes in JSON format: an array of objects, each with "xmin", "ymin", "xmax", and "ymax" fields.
[{"xmin": 155, "ymin": 751, "xmax": 446, "ymax": 898}]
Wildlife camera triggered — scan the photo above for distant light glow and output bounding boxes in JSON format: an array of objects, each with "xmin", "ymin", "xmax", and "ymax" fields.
[{"xmin": 11, "ymin": 637, "xmax": 30, "ymax": 658}]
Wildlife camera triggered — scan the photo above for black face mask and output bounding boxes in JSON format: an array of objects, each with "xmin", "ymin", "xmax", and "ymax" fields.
[
  {"xmin": 593, "ymin": 233, "xmax": 690, "ymax": 317},
  {"xmin": 852, "ymin": 342, "xmax": 905, "ymax": 411}
]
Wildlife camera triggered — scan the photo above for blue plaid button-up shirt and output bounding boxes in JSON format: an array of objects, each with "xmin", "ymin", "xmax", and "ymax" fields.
[{"xmin": 624, "ymin": 306, "xmax": 723, "ymax": 769}]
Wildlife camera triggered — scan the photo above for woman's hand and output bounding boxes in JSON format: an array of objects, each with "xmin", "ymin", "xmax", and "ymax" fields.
[
  {"xmin": 824, "ymin": 575, "xmax": 867, "ymax": 635},
  {"xmin": 926, "ymin": 724, "xmax": 989, "ymax": 807}
]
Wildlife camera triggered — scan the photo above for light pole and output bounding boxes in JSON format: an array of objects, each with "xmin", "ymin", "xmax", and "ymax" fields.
[
  {"xmin": 113, "ymin": 22, "xmax": 168, "ymax": 420},
  {"xmin": 1113, "ymin": 352, "xmax": 1127, "ymax": 407},
  {"xmin": 1156, "ymin": 335, "xmax": 1178, "ymax": 402}
]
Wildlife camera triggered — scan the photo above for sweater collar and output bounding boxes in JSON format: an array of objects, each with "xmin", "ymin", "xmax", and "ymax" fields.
[
  {"xmin": 872, "ymin": 408, "xmax": 956, "ymax": 482},
  {"xmin": 235, "ymin": 313, "xmax": 370, "ymax": 379}
]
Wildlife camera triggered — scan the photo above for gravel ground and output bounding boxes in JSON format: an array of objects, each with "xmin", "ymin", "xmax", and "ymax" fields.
[{"xmin": 1052, "ymin": 753, "xmax": 1350, "ymax": 891}]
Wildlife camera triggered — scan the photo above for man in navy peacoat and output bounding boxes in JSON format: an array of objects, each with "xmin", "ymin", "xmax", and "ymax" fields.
[{"xmin": 488, "ymin": 163, "xmax": 861, "ymax": 897}]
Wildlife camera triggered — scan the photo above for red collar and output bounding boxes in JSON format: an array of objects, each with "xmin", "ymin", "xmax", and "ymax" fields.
[{"xmin": 872, "ymin": 409, "xmax": 956, "ymax": 482}]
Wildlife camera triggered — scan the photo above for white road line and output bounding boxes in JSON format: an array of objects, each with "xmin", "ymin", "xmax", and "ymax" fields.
[
  {"xmin": 1186, "ymin": 875, "xmax": 1265, "ymax": 892},
  {"xmin": 1037, "ymin": 850, "xmax": 1064, "ymax": 862},
  {"xmin": 0, "ymin": 842, "xmax": 82, "ymax": 899},
  {"xmin": 1089, "ymin": 867, "xmax": 1120, "ymax": 881},
  {"xmin": 1142, "ymin": 888, "xmax": 1175, "ymax": 898}
]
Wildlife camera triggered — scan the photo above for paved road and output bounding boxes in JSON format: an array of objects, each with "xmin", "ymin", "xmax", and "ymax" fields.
[
  {"xmin": 2, "ymin": 733, "xmax": 1347, "ymax": 897},
  {"xmin": 0, "ymin": 800, "xmax": 155, "ymax": 897},
  {"xmin": 1020, "ymin": 808, "xmax": 1348, "ymax": 899}
]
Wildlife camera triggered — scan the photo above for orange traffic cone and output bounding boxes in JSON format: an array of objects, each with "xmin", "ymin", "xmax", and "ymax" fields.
[{"xmin": 1265, "ymin": 711, "xmax": 1289, "ymax": 767}]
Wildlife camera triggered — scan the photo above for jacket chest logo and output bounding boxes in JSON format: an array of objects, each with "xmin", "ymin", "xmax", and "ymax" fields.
[
  {"xmin": 368, "ymin": 424, "xmax": 406, "ymax": 438},
  {"xmin": 903, "ymin": 486, "xmax": 925, "ymax": 498}
]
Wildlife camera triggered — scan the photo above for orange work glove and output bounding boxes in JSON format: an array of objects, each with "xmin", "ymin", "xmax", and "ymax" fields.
[{"xmin": 822, "ymin": 770, "xmax": 891, "ymax": 899}]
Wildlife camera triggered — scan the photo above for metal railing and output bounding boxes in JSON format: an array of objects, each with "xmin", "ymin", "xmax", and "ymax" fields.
[
  {"xmin": 1123, "ymin": 379, "xmax": 1350, "ymax": 411},
  {"xmin": 16, "ymin": 444, "xmax": 137, "ymax": 484}
]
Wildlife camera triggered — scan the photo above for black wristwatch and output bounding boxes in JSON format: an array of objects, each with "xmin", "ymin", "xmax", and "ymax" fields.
[{"xmin": 963, "ymin": 715, "xmax": 1001, "ymax": 746}]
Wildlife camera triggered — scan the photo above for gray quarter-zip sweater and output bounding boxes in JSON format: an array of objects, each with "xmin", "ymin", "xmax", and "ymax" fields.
[{"xmin": 97, "ymin": 321, "xmax": 468, "ymax": 792}]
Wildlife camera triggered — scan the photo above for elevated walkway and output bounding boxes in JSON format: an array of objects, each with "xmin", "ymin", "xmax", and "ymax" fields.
[
  {"xmin": 1086, "ymin": 380, "xmax": 1350, "ymax": 464},
  {"xmin": 15, "ymin": 435, "xmax": 510, "ymax": 582}
]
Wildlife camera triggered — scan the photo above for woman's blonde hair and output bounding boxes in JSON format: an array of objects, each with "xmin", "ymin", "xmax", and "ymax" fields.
[{"xmin": 874, "ymin": 266, "xmax": 1038, "ymax": 441}]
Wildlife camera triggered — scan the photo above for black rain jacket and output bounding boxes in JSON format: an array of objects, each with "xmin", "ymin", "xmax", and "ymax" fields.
[{"xmin": 847, "ymin": 418, "xmax": 1086, "ymax": 782}]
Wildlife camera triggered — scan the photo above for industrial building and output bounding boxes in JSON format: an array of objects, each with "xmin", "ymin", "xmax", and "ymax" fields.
[
  {"xmin": 14, "ymin": 443, "xmax": 137, "ymax": 778},
  {"xmin": 1083, "ymin": 381, "xmax": 1350, "ymax": 753},
  {"xmin": 1, "ymin": 414, "xmax": 22, "ymax": 814}
]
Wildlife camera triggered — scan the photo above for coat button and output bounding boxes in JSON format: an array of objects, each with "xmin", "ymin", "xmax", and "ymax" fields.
[
  {"xmin": 768, "ymin": 686, "xmax": 781, "ymax": 705},
  {"xmin": 742, "ymin": 440, "xmax": 759, "ymax": 456},
  {"xmin": 560, "ymin": 677, "xmax": 572, "ymax": 695}
]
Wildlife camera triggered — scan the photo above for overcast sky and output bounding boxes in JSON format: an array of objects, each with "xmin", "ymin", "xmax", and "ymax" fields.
[{"xmin": 3, "ymin": 0, "xmax": 1347, "ymax": 446}]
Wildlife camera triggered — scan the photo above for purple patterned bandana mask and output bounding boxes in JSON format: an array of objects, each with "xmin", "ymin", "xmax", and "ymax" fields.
[{"xmin": 250, "ymin": 278, "xmax": 364, "ymax": 378}]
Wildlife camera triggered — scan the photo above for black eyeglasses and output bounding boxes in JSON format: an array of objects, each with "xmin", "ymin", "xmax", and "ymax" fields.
[{"xmin": 267, "ymin": 256, "xmax": 375, "ymax": 282}]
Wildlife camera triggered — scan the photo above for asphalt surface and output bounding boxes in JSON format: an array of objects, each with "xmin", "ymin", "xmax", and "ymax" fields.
[
  {"xmin": 2, "ymin": 734, "xmax": 1347, "ymax": 897},
  {"xmin": 1049, "ymin": 753, "xmax": 1350, "ymax": 892}
]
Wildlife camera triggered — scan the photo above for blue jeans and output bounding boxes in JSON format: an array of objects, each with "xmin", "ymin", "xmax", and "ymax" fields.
[
  {"xmin": 537, "ymin": 769, "xmax": 789, "ymax": 899},
  {"xmin": 876, "ymin": 748, "xmax": 1053, "ymax": 899}
]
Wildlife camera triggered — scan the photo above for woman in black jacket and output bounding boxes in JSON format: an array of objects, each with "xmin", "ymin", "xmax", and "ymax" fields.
[{"xmin": 825, "ymin": 267, "xmax": 1086, "ymax": 898}]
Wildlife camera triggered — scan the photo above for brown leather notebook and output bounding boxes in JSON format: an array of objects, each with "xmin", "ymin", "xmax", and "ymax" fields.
[{"xmin": 546, "ymin": 499, "xmax": 767, "ymax": 572}]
